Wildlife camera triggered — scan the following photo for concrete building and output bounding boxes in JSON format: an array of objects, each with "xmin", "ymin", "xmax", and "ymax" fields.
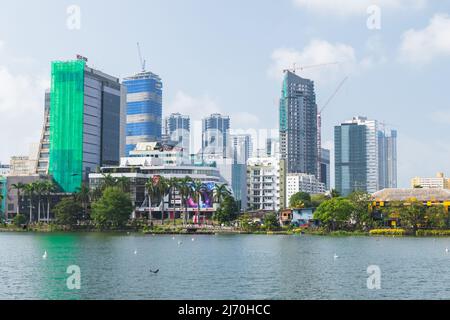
[
  {"xmin": 202, "ymin": 113, "xmax": 230, "ymax": 158},
  {"xmin": 123, "ymin": 142, "xmax": 185, "ymax": 167},
  {"xmin": 279, "ymin": 71, "xmax": 318, "ymax": 176},
  {"xmin": 411, "ymin": 172, "xmax": 450, "ymax": 189},
  {"xmin": 164, "ymin": 113, "xmax": 190, "ymax": 158},
  {"xmin": 286, "ymin": 173, "xmax": 326, "ymax": 205},
  {"xmin": 230, "ymin": 134, "xmax": 253, "ymax": 211},
  {"xmin": 123, "ymin": 71, "xmax": 163, "ymax": 156},
  {"xmin": 335, "ymin": 116, "xmax": 379, "ymax": 196},
  {"xmin": 36, "ymin": 90, "xmax": 51, "ymax": 175},
  {"xmin": 47, "ymin": 58, "xmax": 126, "ymax": 193},
  {"xmin": 0, "ymin": 163, "xmax": 10, "ymax": 176},
  {"xmin": 378, "ymin": 129, "xmax": 398, "ymax": 189},
  {"xmin": 247, "ymin": 157, "xmax": 285, "ymax": 212},
  {"xmin": 265, "ymin": 138, "xmax": 280, "ymax": 158}
]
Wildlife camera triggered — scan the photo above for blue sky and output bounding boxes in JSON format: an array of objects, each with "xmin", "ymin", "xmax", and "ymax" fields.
[{"xmin": 0, "ymin": 0, "xmax": 449, "ymax": 187}]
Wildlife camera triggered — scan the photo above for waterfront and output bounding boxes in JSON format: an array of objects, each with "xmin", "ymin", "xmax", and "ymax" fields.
[{"xmin": 1, "ymin": 233, "xmax": 450, "ymax": 300}]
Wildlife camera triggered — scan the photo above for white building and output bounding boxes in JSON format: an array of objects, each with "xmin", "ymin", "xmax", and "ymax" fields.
[
  {"xmin": 411, "ymin": 172, "xmax": 450, "ymax": 189},
  {"xmin": 287, "ymin": 173, "xmax": 326, "ymax": 205},
  {"xmin": 247, "ymin": 157, "xmax": 284, "ymax": 212},
  {"xmin": 122, "ymin": 142, "xmax": 185, "ymax": 167}
]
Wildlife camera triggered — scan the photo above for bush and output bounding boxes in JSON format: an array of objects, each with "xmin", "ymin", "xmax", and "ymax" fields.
[
  {"xmin": 369, "ymin": 229, "xmax": 405, "ymax": 236},
  {"xmin": 416, "ymin": 230, "xmax": 450, "ymax": 237},
  {"xmin": 13, "ymin": 214, "xmax": 27, "ymax": 227}
]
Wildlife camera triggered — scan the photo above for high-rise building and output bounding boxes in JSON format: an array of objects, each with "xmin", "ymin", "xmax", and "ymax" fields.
[
  {"xmin": 48, "ymin": 58, "xmax": 125, "ymax": 193},
  {"xmin": 230, "ymin": 134, "xmax": 253, "ymax": 211},
  {"xmin": 335, "ymin": 116, "xmax": 379, "ymax": 196},
  {"xmin": 123, "ymin": 71, "xmax": 163, "ymax": 155},
  {"xmin": 279, "ymin": 71, "xmax": 318, "ymax": 176},
  {"xmin": 378, "ymin": 129, "xmax": 398, "ymax": 189},
  {"xmin": 265, "ymin": 137, "xmax": 280, "ymax": 158},
  {"xmin": 202, "ymin": 114, "xmax": 230, "ymax": 157},
  {"xmin": 164, "ymin": 113, "xmax": 190, "ymax": 158},
  {"xmin": 319, "ymin": 148, "xmax": 331, "ymax": 190},
  {"xmin": 36, "ymin": 90, "xmax": 51, "ymax": 175}
]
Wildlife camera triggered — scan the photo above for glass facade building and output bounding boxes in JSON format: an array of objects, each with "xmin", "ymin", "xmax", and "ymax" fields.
[{"xmin": 123, "ymin": 72, "xmax": 163, "ymax": 156}]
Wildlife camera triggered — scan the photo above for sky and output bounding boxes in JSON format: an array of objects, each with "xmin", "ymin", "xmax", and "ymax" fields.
[{"xmin": 0, "ymin": 0, "xmax": 449, "ymax": 188}]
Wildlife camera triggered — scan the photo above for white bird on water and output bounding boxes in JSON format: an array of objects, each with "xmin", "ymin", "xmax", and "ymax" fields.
[
  {"xmin": 134, "ymin": 250, "xmax": 138, "ymax": 255},
  {"xmin": 42, "ymin": 251, "xmax": 48, "ymax": 260},
  {"xmin": 446, "ymin": 248, "xmax": 449, "ymax": 254},
  {"xmin": 192, "ymin": 238, "xmax": 195, "ymax": 242},
  {"xmin": 178, "ymin": 241, "xmax": 183, "ymax": 246},
  {"xmin": 333, "ymin": 253, "xmax": 339, "ymax": 260}
]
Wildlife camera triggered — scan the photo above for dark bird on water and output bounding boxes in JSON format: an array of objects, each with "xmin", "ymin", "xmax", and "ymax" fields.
[{"xmin": 150, "ymin": 269, "xmax": 159, "ymax": 274}]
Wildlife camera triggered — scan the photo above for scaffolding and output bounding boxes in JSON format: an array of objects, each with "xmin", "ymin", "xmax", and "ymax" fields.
[{"xmin": 48, "ymin": 60, "xmax": 85, "ymax": 193}]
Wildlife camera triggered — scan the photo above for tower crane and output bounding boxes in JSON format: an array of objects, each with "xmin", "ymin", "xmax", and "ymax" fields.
[
  {"xmin": 317, "ymin": 76, "xmax": 349, "ymax": 182},
  {"xmin": 137, "ymin": 42, "xmax": 146, "ymax": 72},
  {"xmin": 283, "ymin": 62, "xmax": 339, "ymax": 74}
]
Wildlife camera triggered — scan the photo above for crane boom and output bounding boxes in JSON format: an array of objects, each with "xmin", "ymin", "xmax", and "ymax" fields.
[
  {"xmin": 137, "ymin": 42, "xmax": 146, "ymax": 72},
  {"xmin": 283, "ymin": 62, "xmax": 339, "ymax": 74}
]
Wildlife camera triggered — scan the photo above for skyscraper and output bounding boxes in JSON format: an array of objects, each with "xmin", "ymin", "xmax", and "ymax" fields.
[
  {"xmin": 378, "ymin": 129, "xmax": 398, "ymax": 189},
  {"xmin": 335, "ymin": 116, "xmax": 379, "ymax": 196},
  {"xmin": 123, "ymin": 71, "xmax": 163, "ymax": 155},
  {"xmin": 319, "ymin": 148, "xmax": 331, "ymax": 190},
  {"xmin": 279, "ymin": 71, "xmax": 318, "ymax": 176},
  {"xmin": 48, "ymin": 58, "xmax": 125, "ymax": 193},
  {"xmin": 164, "ymin": 113, "xmax": 190, "ymax": 157},
  {"xmin": 230, "ymin": 134, "xmax": 253, "ymax": 211},
  {"xmin": 202, "ymin": 113, "xmax": 230, "ymax": 157}
]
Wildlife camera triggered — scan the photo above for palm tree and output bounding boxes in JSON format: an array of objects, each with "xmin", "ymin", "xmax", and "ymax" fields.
[
  {"xmin": 24, "ymin": 183, "xmax": 35, "ymax": 223},
  {"xmin": 116, "ymin": 177, "xmax": 130, "ymax": 193},
  {"xmin": 43, "ymin": 181, "xmax": 56, "ymax": 223},
  {"xmin": 157, "ymin": 177, "xmax": 170, "ymax": 225},
  {"xmin": 33, "ymin": 181, "xmax": 46, "ymax": 222},
  {"xmin": 76, "ymin": 183, "xmax": 91, "ymax": 220},
  {"xmin": 179, "ymin": 176, "xmax": 193, "ymax": 225},
  {"xmin": 167, "ymin": 178, "xmax": 180, "ymax": 225},
  {"xmin": 213, "ymin": 183, "xmax": 231, "ymax": 206},
  {"xmin": 145, "ymin": 178, "xmax": 159, "ymax": 221},
  {"xmin": 191, "ymin": 180, "xmax": 206, "ymax": 225},
  {"xmin": 11, "ymin": 182, "xmax": 26, "ymax": 216},
  {"xmin": 101, "ymin": 173, "xmax": 117, "ymax": 190}
]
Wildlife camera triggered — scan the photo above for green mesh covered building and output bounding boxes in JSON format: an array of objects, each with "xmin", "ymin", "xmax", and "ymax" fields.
[{"xmin": 47, "ymin": 58, "xmax": 125, "ymax": 193}]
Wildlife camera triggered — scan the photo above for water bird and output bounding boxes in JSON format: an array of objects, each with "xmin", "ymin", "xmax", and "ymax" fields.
[
  {"xmin": 333, "ymin": 253, "xmax": 339, "ymax": 260},
  {"xmin": 192, "ymin": 238, "xmax": 195, "ymax": 242},
  {"xmin": 178, "ymin": 241, "xmax": 183, "ymax": 246},
  {"xmin": 150, "ymin": 269, "xmax": 159, "ymax": 274},
  {"xmin": 134, "ymin": 250, "xmax": 138, "ymax": 255},
  {"xmin": 446, "ymin": 248, "xmax": 449, "ymax": 254},
  {"xmin": 42, "ymin": 251, "xmax": 48, "ymax": 260},
  {"xmin": 172, "ymin": 237, "xmax": 175, "ymax": 240}
]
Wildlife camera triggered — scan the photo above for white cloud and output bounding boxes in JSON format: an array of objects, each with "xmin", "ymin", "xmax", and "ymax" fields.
[
  {"xmin": 0, "ymin": 48, "xmax": 49, "ymax": 163},
  {"xmin": 430, "ymin": 110, "xmax": 450, "ymax": 125},
  {"xmin": 267, "ymin": 39, "xmax": 358, "ymax": 84},
  {"xmin": 399, "ymin": 14, "xmax": 450, "ymax": 64},
  {"xmin": 165, "ymin": 91, "xmax": 221, "ymax": 122},
  {"xmin": 293, "ymin": 0, "xmax": 426, "ymax": 16}
]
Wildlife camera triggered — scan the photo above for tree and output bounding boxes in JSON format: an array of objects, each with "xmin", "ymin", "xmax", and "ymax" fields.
[
  {"xmin": 24, "ymin": 183, "xmax": 35, "ymax": 223},
  {"xmin": 168, "ymin": 177, "xmax": 180, "ymax": 225},
  {"xmin": 311, "ymin": 194, "xmax": 330, "ymax": 208},
  {"xmin": 43, "ymin": 180, "xmax": 56, "ymax": 222},
  {"xmin": 214, "ymin": 195, "xmax": 238, "ymax": 224},
  {"xmin": 330, "ymin": 189, "xmax": 341, "ymax": 198},
  {"xmin": 157, "ymin": 177, "xmax": 170, "ymax": 225},
  {"xmin": 213, "ymin": 184, "xmax": 231, "ymax": 205},
  {"xmin": 398, "ymin": 199, "xmax": 426, "ymax": 235},
  {"xmin": 75, "ymin": 183, "xmax": 91, "ymax": 220},
  {"xmin": 11, "ymin": 183, "xmax": 26, "ymax": 216},
  {"xmin": 348, "ymin": 191, "xmax": 373, "ymax": 230},
  {"xmin": 426, "ymin": 205, "xmax": 449, "ymax": 229},
  {"xmin": 314, "ymin": 197, "xmax": 354, "ymax": 231},
  {"xmin": 191, "ymin": 180, "xmax": 206, "ymax": 225},
  {"xmin": 263, "ymin": 213, "xmax": 279, "ymax": 231},
  {"xmin": 289, "ymin": 192, "xmax": 312, "ymax": 208},
  {"xmin": 91, "ymin": 187, "xmax": 133, "ymax": 229},
  {"xmin": 54, "ymin": 197, "xmax": 83, "ymax": 227},
  {"xmin": 178, "ymin": 176, "xmax": 193, "ymax": 225}
]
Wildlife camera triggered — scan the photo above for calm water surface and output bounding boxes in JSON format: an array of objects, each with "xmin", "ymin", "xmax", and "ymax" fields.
[{"xmin": 0, "ymin": 232, "xmax": 449, "ymax": 300}]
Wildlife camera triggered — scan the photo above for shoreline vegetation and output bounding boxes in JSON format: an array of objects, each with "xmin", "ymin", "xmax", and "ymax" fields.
[{"xmin": 3, "ymin": 224, "xmax": 450, "ymax": 237}]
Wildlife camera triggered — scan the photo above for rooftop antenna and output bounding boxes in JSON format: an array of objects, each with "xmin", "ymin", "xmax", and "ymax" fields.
[{"xmin": 137, "ymin": 42, "xmax": 146, "ymax": 72}]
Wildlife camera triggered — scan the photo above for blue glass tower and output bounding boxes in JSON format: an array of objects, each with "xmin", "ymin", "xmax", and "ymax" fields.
[{"xmin": 123, "ymin": 71, "xmax": 163, "ymax": 155}]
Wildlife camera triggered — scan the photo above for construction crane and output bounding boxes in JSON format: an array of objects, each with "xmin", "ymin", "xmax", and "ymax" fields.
[
  {"xmin": 283, "ymin": 62, "xmax": 339, "ymax": 74},
  {"xmin": 317, "ymin": 76, "xmax": 349, "ymax": 182},
  {"xmin": 137, "ymin": 42, "xmax": 146, "ymax": 72}
]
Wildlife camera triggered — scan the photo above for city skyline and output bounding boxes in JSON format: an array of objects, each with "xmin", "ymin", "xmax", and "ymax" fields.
[{"xmin": 1, "ymin": 0, "xmax": 450, "ymax": 188}]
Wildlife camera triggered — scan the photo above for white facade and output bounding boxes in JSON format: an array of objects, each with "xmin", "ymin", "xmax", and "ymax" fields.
[
  {"xmin": 287, "ymin": 173, "xmax": 326, "ymax": 205},
  {"xmin": 344, "ymin": 116, "xmax": 379, "ymax": 193},
  {"xmin": 124, "ymin": 142, "xmax": 185, "ymax": 167},
  {"xmin": 247, "ymin": 157, "xmax": 282, "ymax": 211}
]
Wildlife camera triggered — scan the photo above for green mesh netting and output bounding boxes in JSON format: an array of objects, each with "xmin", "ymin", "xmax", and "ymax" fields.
[{"xmin": 49, "ymin": 60, "xmax": 85, "ymax": 193}]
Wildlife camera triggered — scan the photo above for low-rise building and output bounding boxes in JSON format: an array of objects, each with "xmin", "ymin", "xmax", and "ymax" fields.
[
  {"xmin": 411, "ymin": 172, "xmax": 450, "ymax": 189},
  {"xmin": 286, "ymin": 173, "xmax": 326, "ymax": 205}
]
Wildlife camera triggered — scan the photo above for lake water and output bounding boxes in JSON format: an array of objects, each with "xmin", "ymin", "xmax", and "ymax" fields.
[{"xmin": 0, "ymin": 232, "xmax": 449, "ymax": 300}]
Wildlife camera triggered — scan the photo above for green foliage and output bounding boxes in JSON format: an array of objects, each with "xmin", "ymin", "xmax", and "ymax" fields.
[
  {"xmin": 289, "ymin": 192, "xmax": 312, "ymax": 208},
  {"xmin": 54, "ymin": 197, "xmax": 83, "ymax": 227},
  {"xmin": 214, "ymin": 195, "xmax": 238, "ymax": 224},
  {"xmin": 348, "ymin": 191, "xmax": 373, "ymax": 230},
  {"xmin": 398, "ymin": 199, "xmax": 426, "ymax": 234},
  {"xmin": 13, "ymin": 214, "xmax": 27, "ymax": 227},
  {"xmin": 313, "ymin": 197, "xmax": 355, "ymax": 231},
  {"xmin": 425, "ymin": 205, "xmax": 449, "ymax": 229},
  {"xmin": 91, "ymin": 187, "xmax": 133, "ymax": 229},
  {"xmin": 370, "ymin": 229, "xmax": 406, "ymax": 236},
  {"xmin": 263, "ymin": 213, "xmax": 279, "ymax": 231},
  {"xmin": 311, "ymin": 194, "xmax": 330, "ymax": 208}
]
